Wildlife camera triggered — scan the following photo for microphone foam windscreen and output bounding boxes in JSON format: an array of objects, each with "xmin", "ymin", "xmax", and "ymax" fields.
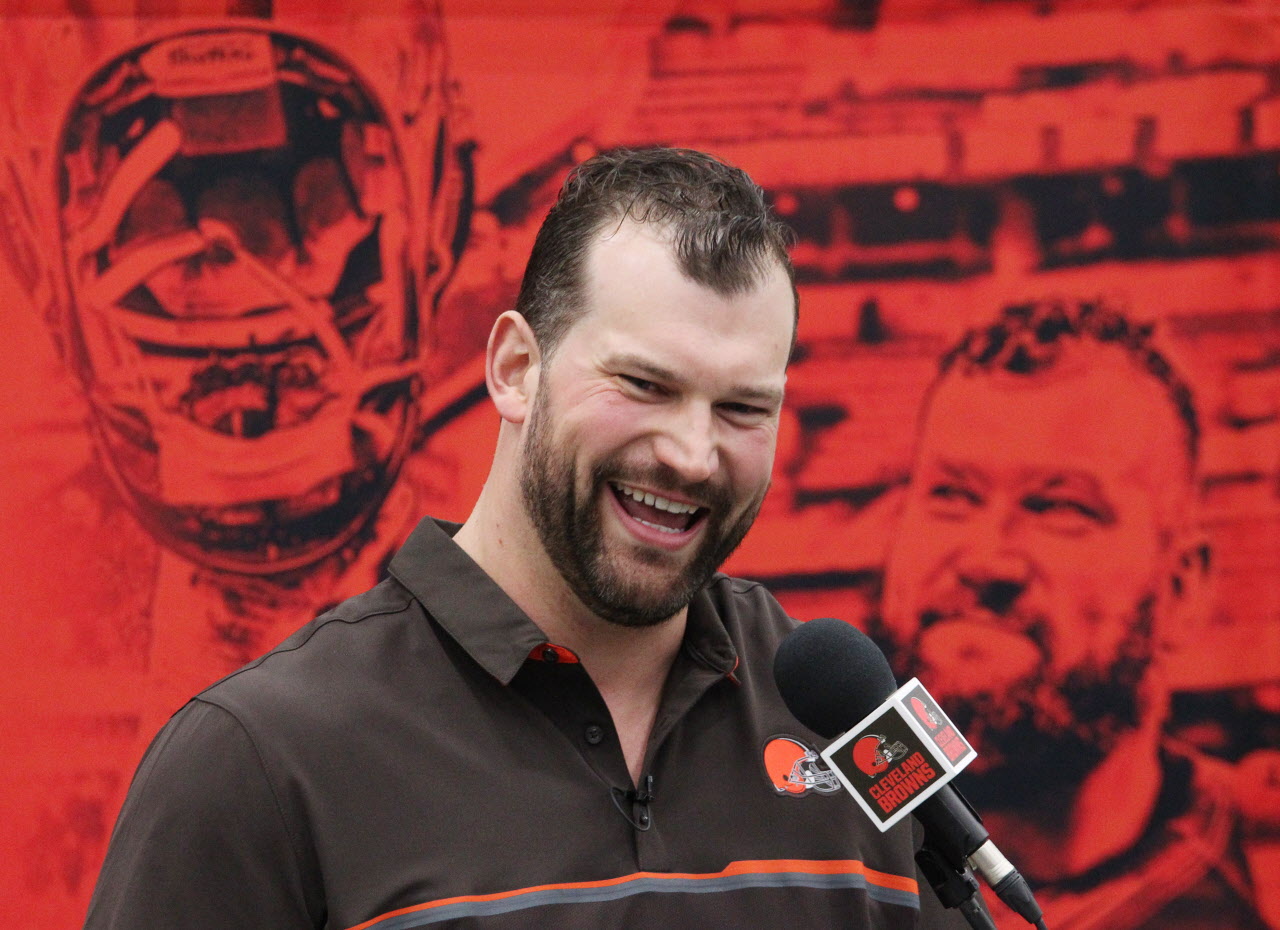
[{"xmin": 773, "ymin": 617, "xmax": 899, "ymax": 738}]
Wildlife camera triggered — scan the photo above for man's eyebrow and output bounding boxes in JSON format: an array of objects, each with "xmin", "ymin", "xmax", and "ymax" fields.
[
  {"xmin": 608, "ymin": 353, "xmax": 785, "ymax": 407},
  {"xmin": 1025, "ymin": 470, "xmax": 1107, "ymax": 496},
  {"xmin": 930, "ymin": 458, "xmax": 989, "ymax": 488},
  {"xmin": 608, "ymin": 353, "xmax": 682, "ymax": 385},
  {"xmin": 927, "ymin": 459, "xmax": 1120, "ymax": 521},
  {"xmin": 725, "ymin": 382, "xmax": 786, "ymax": 408},
  {"xmin": 1026, "ymin": 472, "xmax": 1117, "ymax": 518}
]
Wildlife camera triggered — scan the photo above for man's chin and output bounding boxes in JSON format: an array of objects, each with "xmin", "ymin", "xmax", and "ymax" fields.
[
  {"xmin": 915, "ymin": 620, "xmax": 1045, "ymax": 695},
  {"xmin": 591, "ymin": 588, "xmax": 690, "ymax": 629},
  {"xmin": 580, "ymin": 554, "xmax": 700, "ymax": 628}
]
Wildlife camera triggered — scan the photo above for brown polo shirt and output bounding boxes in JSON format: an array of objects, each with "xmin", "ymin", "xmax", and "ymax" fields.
[{"xmin": 85, "ymin": 517, "xmax": 939, "ymax": 929}]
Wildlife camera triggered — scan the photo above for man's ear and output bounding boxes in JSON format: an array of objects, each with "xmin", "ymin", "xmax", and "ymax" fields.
[
  {"xmin": 1170, "ymin": 535, "xmax": 1211, "ymax": 602},
  {"xmin": 486, "ymin": 310, "xmax": 541, "ymax": 425},
  {"xmin": 1159, "ymin": 531, "xmax": 1213, "ymax": 658}
]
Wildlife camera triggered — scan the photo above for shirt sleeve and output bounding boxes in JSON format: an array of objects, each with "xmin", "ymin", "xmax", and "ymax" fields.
[{"xmin": 83, "ymin": 698, "xmax": 319, "ymax": 930}]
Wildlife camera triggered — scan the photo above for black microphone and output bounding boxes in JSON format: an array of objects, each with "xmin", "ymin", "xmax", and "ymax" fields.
[{"xmin": 774, "ymin": 618, "xmax": 1045, "ymax": 928}]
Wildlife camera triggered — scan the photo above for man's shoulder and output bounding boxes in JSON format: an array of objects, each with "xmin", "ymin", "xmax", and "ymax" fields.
[
  {"xmin": 195, "ymin": 576, "xmax": 421, "ymax": 717},
  {"xmin": 701, "ymin": 571, "xmax": 799, "ymax": 651},
  {"xmin": 704, "ymin": 572, "xmax": 795, "ymax": 620}
]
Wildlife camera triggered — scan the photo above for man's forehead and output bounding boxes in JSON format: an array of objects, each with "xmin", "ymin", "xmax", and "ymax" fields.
[
  {"xmin": 586, "ymin": 216, "xmax": 794, "ymax": 308},
  {"xmin": 918, "ymin": 353, "xmax": 1191, "ymax": 486},
  {"xmin": 578, "ymin": 218, "xmax": 794, "ymax": 364},
  {"xmin": 585, "ymin": 216, "xmax": 677, "ymax": 273}
]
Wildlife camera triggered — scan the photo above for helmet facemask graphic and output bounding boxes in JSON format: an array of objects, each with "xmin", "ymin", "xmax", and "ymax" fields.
[{"xmin": 57, "ymin": 26, "xmax": 459, "ymax": 574}]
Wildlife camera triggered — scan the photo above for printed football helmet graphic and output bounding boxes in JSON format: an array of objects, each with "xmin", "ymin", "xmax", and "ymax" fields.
[
  {"xmin": 53, "ymin": 19, "xmax": 470, "ymax": 574},
  {"xmin": 911, "ymin": 695, "xmax": 941, "ymax": 730},
  {"xmin": 852, "ymin": 734, "xmax": 909, "ymax": 777},
  {"xmin": 763, "ymin": 736, "xmax": 842, "ymax": 796}
]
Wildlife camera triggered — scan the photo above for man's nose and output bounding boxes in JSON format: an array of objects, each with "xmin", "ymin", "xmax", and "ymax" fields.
[
  {"xmin": 954, "ymin": 518, "xmax": 1033, "ymax": 614},
  {"xmin": 652, "ymin": 403, "xmax": 719, "ymax": 485}
]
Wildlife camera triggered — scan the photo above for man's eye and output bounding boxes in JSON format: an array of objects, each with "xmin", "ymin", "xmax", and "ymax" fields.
[
  {"xmin": 720, "ymin": 402, "xmax": 770, "ymax": 419},
  {"xmin": 1023, "ymin": 495, "xmax": 1107, "ymax": 526},
  {"xmin": 928, "ymin": 484, "xmax": 981, "ymax": 506},
  {"xmin": 621, "ymin": 375, "xmax": 659, "ymax": 394},
  {"xmin": 924, "ymin": 483, "xmax": 982, "ymax": 520}
]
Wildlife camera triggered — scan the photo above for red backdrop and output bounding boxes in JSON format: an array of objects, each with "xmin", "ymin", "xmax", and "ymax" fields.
[{"xmin": 0, "ymin": 1, "xmax": 1277, "ymax": 927}]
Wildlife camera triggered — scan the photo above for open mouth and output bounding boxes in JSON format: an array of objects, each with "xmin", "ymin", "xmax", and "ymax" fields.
[
  {"xmin": 917, "ymin": 617, "xmax": 1045, "ymax": 696},
  {"xmin": 609, "ymin": 481, "xmax": 707, "ymax": 536}
]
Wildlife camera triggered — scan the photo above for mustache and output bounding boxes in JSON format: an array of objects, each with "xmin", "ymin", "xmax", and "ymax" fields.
[{"xmin": 916, "ymin": 605, "xmax": 1052, "ymax": 656}]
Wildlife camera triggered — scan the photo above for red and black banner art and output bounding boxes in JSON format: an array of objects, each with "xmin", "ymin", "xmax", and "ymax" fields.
[{"xmin": 1, "ymin": 1, "xmax": 1277, "ymax": 927}]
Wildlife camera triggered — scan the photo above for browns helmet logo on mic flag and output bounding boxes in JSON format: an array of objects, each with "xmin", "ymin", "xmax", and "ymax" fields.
[
  {"xmin": 911, "ymin": 696, "xmax": 940, "ymax": 729},
  {"xmin": 818, "ymin": 677, "xmax": 976, "ymax": 831},
  {"xmin": 905, "ymin": 682, "xmax": 974, "ymax": 766},
  {"xmin": 851, "ymin": 734, "xmax": 909, "ymax": 777}
]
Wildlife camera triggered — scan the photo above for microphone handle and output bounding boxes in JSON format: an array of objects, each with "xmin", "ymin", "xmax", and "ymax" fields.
[
  {"xmin": 914, "ymin": 785, "xmax": 1046, "ymax": 926},
  {"xmin": 912, "ymin": 784, "xmax": 991, "ymax": 872},
  {"xmin": 915, "ymin": 844, "xmax": 998, "ymax": 930}
]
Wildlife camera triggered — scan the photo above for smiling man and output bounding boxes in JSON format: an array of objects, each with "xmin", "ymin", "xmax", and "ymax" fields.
[
  {"xmin": 870, "ymin": 299, "xmax": 1273, "ymax": 929},
  {"xmin": 454, "ymin": 205, "xmax": 795, "ymax": 783},
  {"xmin": 85, "ymin": 147, "xmax": 962, "ymax": 930}
]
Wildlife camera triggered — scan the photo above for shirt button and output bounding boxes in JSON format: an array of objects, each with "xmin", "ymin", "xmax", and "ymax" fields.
[
  {"xmin": 637, "ymin": 807, "xmax": 651, "ymax": 828},
  {"xmin": 584, "ymin": 724, "xmax": 605, "ymax": 745},
  {"xmin": 540, "ymin": 645, "xmax": 559, "ymax": 663}
]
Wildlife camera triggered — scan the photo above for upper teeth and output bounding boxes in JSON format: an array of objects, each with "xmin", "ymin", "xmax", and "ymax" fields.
[{"xmin": 615, "ymin": 484, "xmax": 700, "ymax": 515}]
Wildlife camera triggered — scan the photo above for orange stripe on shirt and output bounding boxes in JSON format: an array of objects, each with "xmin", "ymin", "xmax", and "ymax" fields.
[{"xmin": 345, "ymin": 858, "xmax": 919, "ymax": 930}]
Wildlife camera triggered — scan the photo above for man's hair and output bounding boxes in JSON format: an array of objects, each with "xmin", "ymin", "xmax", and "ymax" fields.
[
  {"xmin": 937, "ymin": 298, "xmax": 1200, "ymax": 467},
  {"xmin": 514, "ymin": 146, "xmax": 797, "ymax": 356}
]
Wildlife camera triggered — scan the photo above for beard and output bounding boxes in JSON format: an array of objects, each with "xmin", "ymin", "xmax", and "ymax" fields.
[
  {"xmin": 519, "ymin": 386, "xmax": 767, "ymax": 628},
  {"xmin": 865, "ymin": 596, "xmax": 1157, "ymax": 810}
]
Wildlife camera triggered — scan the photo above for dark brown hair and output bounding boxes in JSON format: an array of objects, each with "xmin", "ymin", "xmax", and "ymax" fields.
[
  {"xmin": 514, "ymin": 146, "xmax": 797, "ymax": 357},
  {"xmin": 938, "ymin": 298, "xmax": 1200, "ymax": 466}
]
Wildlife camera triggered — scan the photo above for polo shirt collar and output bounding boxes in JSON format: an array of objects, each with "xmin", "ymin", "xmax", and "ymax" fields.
[
  {"xmin": 387, "ymin": 516, "xmax": 740, "ymax": 684},
  {"xmin": 388, "ymin": 517, "xmax": 546, "ymax": 685},
  {"xmin": 683, "ymin": 584, "xmax": 740, "ymax": 678}
]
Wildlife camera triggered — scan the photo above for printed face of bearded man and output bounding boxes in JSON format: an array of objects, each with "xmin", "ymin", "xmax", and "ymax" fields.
[{"xmin": 870, "ymin": 347, "xmax": 1197, "ymax": 807}]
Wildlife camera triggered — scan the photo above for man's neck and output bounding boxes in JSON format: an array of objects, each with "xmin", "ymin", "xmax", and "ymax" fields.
[
  {"xmin": 565, "ymin": 613, "xmax": 687, "ymax": 786},
  {"xmin": 454, "ymin": 486, "xmax": 688, "ymax": 785}
]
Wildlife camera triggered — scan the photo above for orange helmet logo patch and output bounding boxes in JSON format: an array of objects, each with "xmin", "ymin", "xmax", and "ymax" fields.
[{"xmin": 763, "ymin": 736, "xmax": 841, "ymax": 796}]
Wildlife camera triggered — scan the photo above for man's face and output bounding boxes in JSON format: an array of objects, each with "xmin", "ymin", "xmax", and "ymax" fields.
[
  {"xmin": 520, "ymin": 220, "xmax": 794, "ymax": 627},
  {"xmin": 874, "ymin": 348, "xmax": 1191, "ymax": 802}
]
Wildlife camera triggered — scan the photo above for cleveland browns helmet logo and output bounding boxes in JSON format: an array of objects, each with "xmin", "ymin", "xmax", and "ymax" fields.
[
  {"xmin": 911, "ymin": 696, "xmax": 941, "ymax": 730},
  {"xmin": 852, "ymin": 734, "xmax": 909, "ymax": 777},
  {"xmin": 763, "ymin": 736, "xmax": 842, "ymax": 796}
]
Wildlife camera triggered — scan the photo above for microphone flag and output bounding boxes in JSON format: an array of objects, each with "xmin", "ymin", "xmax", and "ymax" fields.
[{"xmin": 819, "ymin": 678, "xmax": 976, "ymax": 831}]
